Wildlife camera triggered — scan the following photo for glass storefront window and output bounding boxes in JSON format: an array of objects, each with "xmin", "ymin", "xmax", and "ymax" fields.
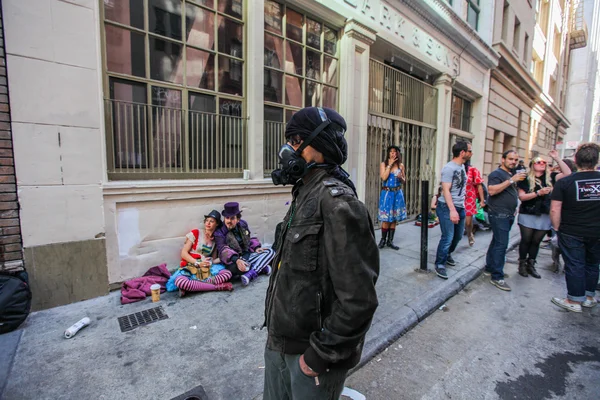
[
  {"xmin": 263, "ymin": 0, "xmax": 339, "ymax": 124},
  {"xmin": 103, "ymin": 0, "xmax": 246, "ymax": 178},
  {"xmin": 104, "ymin": 0, "xmax": 144, "ymax": 29}
]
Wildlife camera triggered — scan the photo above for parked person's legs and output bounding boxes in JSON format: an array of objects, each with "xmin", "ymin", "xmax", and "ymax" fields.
[
  {"xmin": 435, "ymin": 202, "xmax": 454, "ymax": 267},
  {"xmin": 584, "ymin": 238, "xmax": 600, "ymax": 298},
  {"xmin": 526, "ymin": 228, "xmax": 548, "ymax": 260},
  {"xmin": 448, "ymin": 208, "xmax": 466, "ymax": 256},
  {"xmin": 518, "ymin": 224, "xmax": 534, "ymax": 260},
  {"xmin": 379, "ymin": 221, "xmax": 390, "ymax": 248},
  {"xmin": 263, "ymin": 348, "xmax": 348, "ymax": 400},
  {"xmin": 465, "ymin": 215, "xmax": 474, "ymax": 245},
  {"xmin": 559, "ymin": 233, "xmax": 587, "ymax": 303},
  {"xmin": 386, "ymin": 219, "xmax": 400, "ymax": 250},
  {"xmin": 263, "ymin": 348, "xmax": 292, "ymax": 400},
  {"xmin": 487, "ymin": 215, "xmax": 514, "ymax": 282}
]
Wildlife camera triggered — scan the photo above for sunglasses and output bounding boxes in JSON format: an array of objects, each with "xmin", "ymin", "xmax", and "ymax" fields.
[{"xmin": 534, "ymin": 160, "xmax": 547, "ymax": 165}]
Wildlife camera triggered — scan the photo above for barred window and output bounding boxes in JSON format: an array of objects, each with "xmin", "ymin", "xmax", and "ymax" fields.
[
  {"xmin": 262, "ymin": 0, "xmax": 339, "ymax": 175},
  {"xmin": 102, "ymin": 0, "xmax": 245, "ymax": 179},
  {"xmin": 450, "ymin": 94, "xmax": 472, "ymax": 133}
]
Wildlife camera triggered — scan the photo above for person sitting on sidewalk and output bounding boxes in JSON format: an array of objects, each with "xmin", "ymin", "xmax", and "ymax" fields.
[
  {"xmin": 215, "ymin": 202, "xmax": 275, "ymax": 286},
  {"xmin": 434, "ymin": 141, "xmax": 469, "ymax": 280},
  {"xmin": 167, "ymin": 210, "xmax": 234, "ymax": 296},
  {"xmin": 484, "ymin": 150, "xmax": 526, "ymax": 292},
  {"xmin": 550, "ymin": 143, "xmax": 600, "ymax": 313}
]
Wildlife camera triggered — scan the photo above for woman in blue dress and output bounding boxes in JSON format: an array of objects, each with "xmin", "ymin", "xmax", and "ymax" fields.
[{"xmin": 378, "ymin": 145, "xmax": 407, "ymax": 250}]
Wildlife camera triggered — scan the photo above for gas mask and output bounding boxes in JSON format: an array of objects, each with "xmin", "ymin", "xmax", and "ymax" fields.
[{"xmin": 271, "ymin": 108, "xmax": 332, "ymax": 186}]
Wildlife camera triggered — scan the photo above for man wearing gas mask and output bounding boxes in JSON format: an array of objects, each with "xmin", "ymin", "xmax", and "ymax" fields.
[{"xmin": 263, "ymin": 107, "xmax": 379, "ymax": 399}]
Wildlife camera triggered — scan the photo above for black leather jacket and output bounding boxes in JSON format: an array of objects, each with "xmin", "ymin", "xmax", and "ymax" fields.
[{"xmin": 264, "ymin": 168, "xmax": 379, "ymax": 373}]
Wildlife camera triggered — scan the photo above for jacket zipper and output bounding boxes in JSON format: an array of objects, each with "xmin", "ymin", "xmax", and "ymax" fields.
[{"xmin": 316, "ymin": 291, "xmax": 322, "ymax": 330}]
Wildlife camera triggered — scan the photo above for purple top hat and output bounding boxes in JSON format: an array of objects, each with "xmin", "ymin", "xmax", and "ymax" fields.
[{"xmin": 222, "ymin": 202, "xmax": 241, "ymax": 217}]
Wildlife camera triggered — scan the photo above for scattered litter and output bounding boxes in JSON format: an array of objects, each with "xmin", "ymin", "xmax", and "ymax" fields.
[
  {"xmin": 376, "ymin": 358, "xmax": 382, "ymax": 362},
  {"xmin": 384, "ymin": 347, "xmax": 389, "ymax": 352},
  {"xmin": 190, "ymin": 325, "xmax": 197, "ymax": 330},
  {"xmin": 398, "ymin": 345, "xmax": 403, "ymax": 349},
  {"xmin": 64, "ymin": 317, "xmax": 91, "ymax": 339},
  {"xmin": 341, "ymin": 387, "xmax": 366, "ymax": 400},
  {"xmin": 258, "ymin": 366, "xmax": 265, "ymax": 369},
  {"xmin": 439, "ymin": 304, "xmax": 449, "ymax": 312}
]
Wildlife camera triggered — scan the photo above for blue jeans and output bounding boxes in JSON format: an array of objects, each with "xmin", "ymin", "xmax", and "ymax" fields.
[
  {"xmin": 485, "ymin": 213, "xmax": 515, "ymax": 281},
  {"xmin": 558, "ymin": 232, "xmax": 600, "ymax": 302},
  {"xmin": 435, "ymin": 202, "xmax": 466, "ymax": 268}
]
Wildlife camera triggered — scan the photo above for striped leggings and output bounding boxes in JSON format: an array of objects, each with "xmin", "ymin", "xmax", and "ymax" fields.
[
  {"xmin": 174, "ymin": 269, "xmax": 232, "ymax": 292},
  {"xmin": 248, "ymin": 248, "xmax": 276, "ymax": 274}
]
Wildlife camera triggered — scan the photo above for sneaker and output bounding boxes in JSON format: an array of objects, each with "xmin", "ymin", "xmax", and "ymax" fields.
[
  {"xmin": 446, "ymin": 255, "xmax": 456, "ymax": 266},
  {"xmin": 582, "ymin": 298, "xmax": 598, "ymax": 308},
  {"xmin": 241, "ymin": 269, "xmax": 258, "ymax": 286},
  {"xmin": 435, "ymin": 267, "xmax": 448, "ymax": 280},
  {"xmin": 551, "ymin": 297, "xmax": 582, "ymax": 313},
  {"xmin": 490, "ymin": 279, "xmax": 511, "ymax": 291},
  {"xmin": 261, "ymin": 265, "xmax": 273, "ymax": 276}
]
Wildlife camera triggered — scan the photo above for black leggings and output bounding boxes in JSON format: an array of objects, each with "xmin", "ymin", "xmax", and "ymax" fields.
[{"xmin": 518, "ymin": 224, "xmax": 548, "ymax": 260}]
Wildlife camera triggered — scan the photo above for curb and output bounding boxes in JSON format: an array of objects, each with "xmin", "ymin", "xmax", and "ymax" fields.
[{"xmin": 351, "ymin": 234, "xmax": 521, "ymax": 374}]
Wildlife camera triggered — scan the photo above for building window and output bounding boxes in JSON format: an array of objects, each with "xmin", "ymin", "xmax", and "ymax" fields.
[
  {"xmin": 501, "ymin": 1, "xmax": 509, "ymax": 42},
  {"xmin": 532, "ymin": 53, "xmax": 544, "ymax": 85},
  {"xmin": 549, "ymin": 76, "xmax": 558, "ymax": 100},
  {"xmin": 263, "ymin": 0, "xmax": 338, "ymax": 121},
  {"xmin": 513, "ymin": 17, "xmax": 521, "ymax": 52},
  {"xmin": 466, "ymin": 0, "xmax": 480, "ymax": 31},
  {"xmin": 263, "ymin": 0, "xmax": 339, "ymax": 174},
  {"xmin": 553, "ymin": 29, "xmax": 561, "ymax": 59},
  {"xmin": 450, "ymin": 94, "xmax": 472, "ymax": 132},
  {"xmin": 537, "ymin": 0, "xmax": 550, "ymax": 37},
  {"xmin": 102, "ymin": 0, "xmax": 245, "ymax": 179},
  {"xmin": 523, "ymin": 33, "xmax": 529, "ymax": 62}
]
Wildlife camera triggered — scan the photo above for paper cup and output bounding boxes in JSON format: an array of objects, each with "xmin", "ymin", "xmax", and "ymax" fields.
[{"xmin": 150, "ymin": 284, "xmax": 161, "ymax": 302}]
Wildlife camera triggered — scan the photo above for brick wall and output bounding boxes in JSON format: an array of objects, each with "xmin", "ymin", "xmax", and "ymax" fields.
[{"xmin": 0, "ymin": 3, "xmax": 23, "ymax": 272}]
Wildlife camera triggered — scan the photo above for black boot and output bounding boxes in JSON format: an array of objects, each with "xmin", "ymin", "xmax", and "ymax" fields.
[
  {"xmin": 518, "ymin": 259, "xmax": 528, "ymax": 277},
  {"xmin": 378, "ymin": 230, "xmax": 388, "ymax": 249},
  {"xmin": 386, "ymin": 230, "xmax": 400, "ymax": 250},
  {"xmin": 526, "ymin": 259, "xmax": 541, "ymax": 279}
]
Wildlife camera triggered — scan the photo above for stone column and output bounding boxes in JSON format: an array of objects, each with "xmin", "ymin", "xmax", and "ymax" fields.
[
  {"xmin": 338, "ymin": 19, "xmax": 376, "ymax": 202},
  {"xmin": 470, "ymin": 69, "xmax": 491, "ymax": 172},
  {"xmin": 246, "ymin": 0, "xmax": 265, "ymax": 180},
  {"xmin": 433, "ymin": 73, "xmax": 453, "ymax": 185}
]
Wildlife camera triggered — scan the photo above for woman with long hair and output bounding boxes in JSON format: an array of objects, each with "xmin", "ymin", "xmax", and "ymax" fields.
[
  {"xmin": 464, "ymin": 160, "xmax": 486, "ymax": 246},
  {"xmin": 516, "ymin": 150, "xmax": 571, "ymax": 278},
  {"xmin": 378, "ymin": 145, "xmax": 407, "ymax": 250},
  {"xmin": 166, "ymin": 210, "xmax": 234, "ymax": 296}
]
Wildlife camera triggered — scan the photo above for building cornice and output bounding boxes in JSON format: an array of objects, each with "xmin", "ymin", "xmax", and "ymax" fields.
[
  {"xmin": 401, "ymin": 0, "xmax": 500, "ymax": 70},
  {"xmin": 344, "ymin": 18, "xmax": 377, "ymax": 46}
]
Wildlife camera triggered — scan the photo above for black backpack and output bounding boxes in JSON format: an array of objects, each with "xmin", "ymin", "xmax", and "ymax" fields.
[{"xmin": 0, "ymin": 270, "xmax": 32, "ymax": 334}]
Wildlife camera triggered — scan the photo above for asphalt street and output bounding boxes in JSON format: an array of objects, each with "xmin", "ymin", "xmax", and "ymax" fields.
[{"xmin": 344, "ymin": 245, "xmax": 600, "ymax": 400}]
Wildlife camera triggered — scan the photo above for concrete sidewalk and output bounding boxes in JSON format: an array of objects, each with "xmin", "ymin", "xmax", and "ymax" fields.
[{"xmin": 0, "ymin": 220, "xmax": 520, "ymax": 400}]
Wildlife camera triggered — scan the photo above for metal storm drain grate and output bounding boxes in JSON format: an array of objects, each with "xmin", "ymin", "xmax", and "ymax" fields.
[{"xmin": 117, "ymin": 306, "xmax": 169, "ymax": 332}]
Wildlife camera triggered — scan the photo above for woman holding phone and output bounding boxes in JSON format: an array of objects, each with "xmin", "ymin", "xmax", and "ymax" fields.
[
  {"xmin": 516, "ymin": 150, "xmax": 571, "ymax": 278},
  {"xmin": 378, "ymin": 145, "xmax": 407, "ymax": 250}
]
